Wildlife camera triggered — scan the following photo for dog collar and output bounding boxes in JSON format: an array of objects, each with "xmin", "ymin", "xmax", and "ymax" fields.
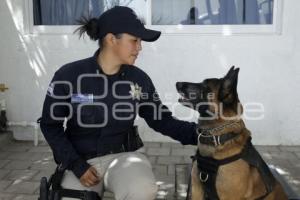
[{"xmin": 196, "ymin": 121, "xmax": 244, "ymax": 146}]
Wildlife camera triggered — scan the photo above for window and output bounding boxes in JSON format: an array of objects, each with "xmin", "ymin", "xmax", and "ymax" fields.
[
  {"xmin": 26, "ymin": 0, "xmax": 282, "ymax": 35},
  {"xmin": 152, "ymin": 0, "xmax": 273, "ymax": 25},
  {"xmin": 33, "ymin": 0, "xmax": 147, "ymax": 25}
]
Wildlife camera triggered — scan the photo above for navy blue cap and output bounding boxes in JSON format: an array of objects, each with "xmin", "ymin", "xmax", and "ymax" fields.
[{"xmin": 97, "ymin": 6, "xmax": 161, "ymax": 42}]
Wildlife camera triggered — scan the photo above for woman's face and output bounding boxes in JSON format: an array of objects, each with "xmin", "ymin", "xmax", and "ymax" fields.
[{"xmin": 113, "ymin": 33, "xmax": 142, "ymax": 65}]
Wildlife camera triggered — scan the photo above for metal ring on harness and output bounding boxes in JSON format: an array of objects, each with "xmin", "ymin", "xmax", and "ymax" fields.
[
  {"xmin": 197, "ymin": 131, "xmax": 221, "ymax": 146},
  {"xmin": 199, "ymin": 172, "xmax": 209, "ymax": 182}
]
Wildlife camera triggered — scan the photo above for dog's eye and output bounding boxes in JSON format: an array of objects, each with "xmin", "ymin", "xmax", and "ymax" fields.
[{"xmin": 189, "ymin": 93, "xmax": 197, "ymax": 99}]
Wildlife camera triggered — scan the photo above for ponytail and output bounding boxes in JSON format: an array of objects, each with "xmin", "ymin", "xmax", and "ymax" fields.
[{"xmin": 74, "ymin": 16, "xmax": 99, "ymax": 41}]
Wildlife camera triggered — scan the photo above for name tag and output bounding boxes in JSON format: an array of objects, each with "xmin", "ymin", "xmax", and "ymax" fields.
[{"xmin": 71, "ymin": 94, "xmax": 93, "ymax": 103}]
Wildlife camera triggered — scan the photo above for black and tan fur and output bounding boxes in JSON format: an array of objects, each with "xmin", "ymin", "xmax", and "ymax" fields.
[{"xmin": 176, "ymin": 67, "xmax": 287, "ymax": 200}]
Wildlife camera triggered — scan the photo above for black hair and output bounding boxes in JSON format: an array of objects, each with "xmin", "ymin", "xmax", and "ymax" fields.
[
  {"xmin": 74, "ymin": 16, "xmax": 123, "ymax": 47},
  {"xmin": 74, "ymin": 16, "xmax": 99, "ymax": 41}
]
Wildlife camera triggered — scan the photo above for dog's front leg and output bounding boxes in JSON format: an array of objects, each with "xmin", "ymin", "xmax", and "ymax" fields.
[{"xmin": 191, "ymin": 161, "xmax": 204, "ymax": 200}]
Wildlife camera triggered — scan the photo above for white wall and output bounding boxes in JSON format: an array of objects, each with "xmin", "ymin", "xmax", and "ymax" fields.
[{"xmin": 0, "ymin": 0, "xmax": 299, "ymax": 145}]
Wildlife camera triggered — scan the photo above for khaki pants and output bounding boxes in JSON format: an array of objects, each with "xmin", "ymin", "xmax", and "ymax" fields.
[{"xmin": 61, "ymin": 152, "xmax": 158, "ymax": 200}]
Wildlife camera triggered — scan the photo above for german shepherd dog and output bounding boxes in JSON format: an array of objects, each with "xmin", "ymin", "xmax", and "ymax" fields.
[{"xmin": 176, "ymin": 67, "xmax": 287, "ymax": 200}]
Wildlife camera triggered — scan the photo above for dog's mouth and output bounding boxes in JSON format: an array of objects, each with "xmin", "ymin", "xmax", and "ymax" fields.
[{"xmin": 178, "ymin": 92, "xmax": 191, "ymax": 104}]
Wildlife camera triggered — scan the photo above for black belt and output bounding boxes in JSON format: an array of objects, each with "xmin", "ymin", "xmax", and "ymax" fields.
[
  {"xmin": 81, "ymin": 126, "xmax": 144, "ymax": 160},
  {"xmin": 82, "ymin": 144, "xmax": 127, "ymax": 160}
]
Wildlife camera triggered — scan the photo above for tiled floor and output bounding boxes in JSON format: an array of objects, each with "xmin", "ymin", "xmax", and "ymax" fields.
[{"xmin": 0, "ymin": 132, "xmax": 299, "ymax": 200}]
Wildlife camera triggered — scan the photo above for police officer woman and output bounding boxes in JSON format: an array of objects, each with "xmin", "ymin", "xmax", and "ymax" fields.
[{"xmin": 40, "ymin": 6, "xmax": 197, "ymax": 200}]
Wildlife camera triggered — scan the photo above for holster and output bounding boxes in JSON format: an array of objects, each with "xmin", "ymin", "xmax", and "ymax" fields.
[
  {"xmin": 51, "ymin": 165, "xmax": 65, "ymax": 191},
  {"xmin": 125, "ymin": 126, "xmax": 144, "ymax": 151},
  {"xmin": 41, "ymin": 165, "xmax": 101, "ymax": 200}
]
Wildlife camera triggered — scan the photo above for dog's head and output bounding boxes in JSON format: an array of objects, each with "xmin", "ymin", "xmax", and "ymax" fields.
[{"xmin": 176, "ymin": 66, "xmax": 242, "ymax": 120}]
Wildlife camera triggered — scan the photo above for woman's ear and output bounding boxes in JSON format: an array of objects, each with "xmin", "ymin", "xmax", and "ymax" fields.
[{"xmin": 105, "ymin": 33, "xmax": 118, "ymax": 47}]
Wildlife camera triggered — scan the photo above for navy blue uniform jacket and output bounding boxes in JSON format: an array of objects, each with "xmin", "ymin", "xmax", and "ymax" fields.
[{"xmin": 40, "ymin": 49, "xmax": 197, "ymax": 178}]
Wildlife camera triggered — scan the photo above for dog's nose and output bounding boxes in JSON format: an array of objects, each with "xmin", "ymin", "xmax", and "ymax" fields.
[{"xmin": 176, "ymin": 82, "xmax": 183, "ymax": 89}]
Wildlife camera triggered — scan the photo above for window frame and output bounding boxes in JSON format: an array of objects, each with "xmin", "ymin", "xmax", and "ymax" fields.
[{"xmin": 23, "ymin": 0, "xmax": 283, "ymax": 36}]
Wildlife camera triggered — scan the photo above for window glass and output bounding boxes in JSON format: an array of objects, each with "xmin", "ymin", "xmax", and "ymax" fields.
[
  {"xmin": 152, "ymin": 0, "xmax": 273, "ymax": 25},
  {"xmin": 33, "ymin": 0, "xmax": 147, "ymax": 25}
]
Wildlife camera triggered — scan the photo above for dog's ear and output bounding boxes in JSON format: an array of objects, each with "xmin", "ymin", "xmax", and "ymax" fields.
[{"xmin": 219, "ymin": 66, "xmax": 240, "ymax": 104}]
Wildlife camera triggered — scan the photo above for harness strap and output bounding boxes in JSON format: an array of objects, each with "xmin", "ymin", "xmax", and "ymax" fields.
[
  {"xmin": 242, "ymin": 141, "xmax": 276, "ymax": 200},
  {"xmin": 194, "ymin": 138, "xmax": 275, "ymax": 200},
  {"xmin": 196, "ymin": 142, "xmax": 248, "ymax": 200}
]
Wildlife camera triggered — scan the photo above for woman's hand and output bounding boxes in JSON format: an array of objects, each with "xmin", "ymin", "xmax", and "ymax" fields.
[{"xmin": 79, "ymin": 166, "xmax": 101, "ymax": 187}]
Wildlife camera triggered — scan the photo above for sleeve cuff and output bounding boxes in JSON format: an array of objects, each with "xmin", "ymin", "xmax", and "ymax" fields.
[
  {"xmin": 189, "ymin": 124, "xmax": 198, "ymax": 145},
  {"xmin": 192, "ymin": 130, "xmax": 198, "ymax": 145},
  {"xmin": 69, "ymin": 158, "xmax": 91, "ymax": 179}
]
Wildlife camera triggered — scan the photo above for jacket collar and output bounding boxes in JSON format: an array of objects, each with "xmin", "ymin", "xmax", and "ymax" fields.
[{"xmin": 91, "ymin": 48, "xmax": 127, "ymax": 78}]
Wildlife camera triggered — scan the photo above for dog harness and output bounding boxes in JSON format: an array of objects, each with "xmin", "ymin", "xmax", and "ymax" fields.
[{"xmin": 193, "ymin": 134, "xmax": 276, "ymax": 200}]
